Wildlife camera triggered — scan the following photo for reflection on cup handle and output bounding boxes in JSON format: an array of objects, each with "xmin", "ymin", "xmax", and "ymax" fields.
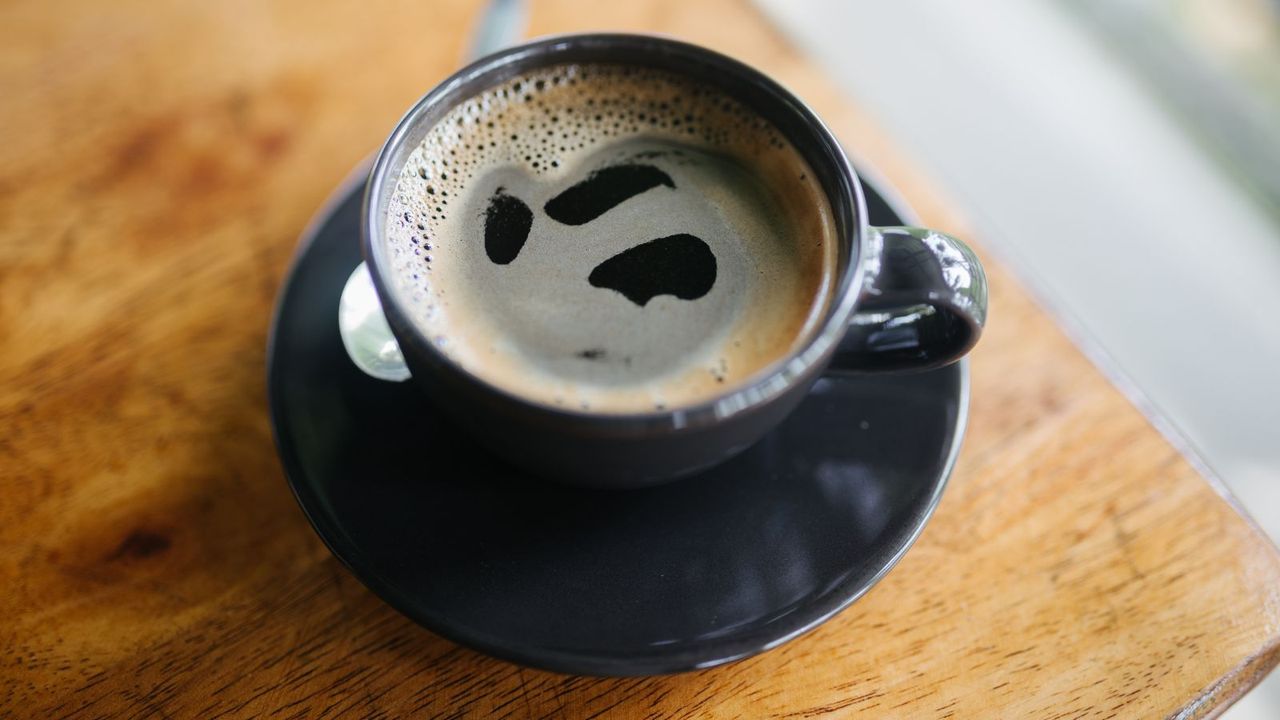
[
  {"xmin": 831, "ymin": 226, "xmax": 989, "ymax": 373},
  {"xmin": 339, "ymin": 262, "xmax": 412, "ymax": 382}
]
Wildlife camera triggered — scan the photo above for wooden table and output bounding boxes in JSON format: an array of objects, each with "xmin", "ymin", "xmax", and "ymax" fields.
[{"xmin": 4, "ymin": 0, "xmax": 1279, "ymax": 717}]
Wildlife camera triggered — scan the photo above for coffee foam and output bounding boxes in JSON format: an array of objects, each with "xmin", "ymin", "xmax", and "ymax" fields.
[{"xmin": 384, "ymin": 63, "xmax": 837, "ymax": 413}]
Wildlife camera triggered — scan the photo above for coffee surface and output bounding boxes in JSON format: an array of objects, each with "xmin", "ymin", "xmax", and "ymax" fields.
[{"xmin": 384, "ymin": 64, "xmax": 837, "ymax": 412}]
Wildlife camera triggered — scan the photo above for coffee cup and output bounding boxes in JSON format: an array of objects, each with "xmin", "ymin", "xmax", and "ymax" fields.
[{"xmin": 339, "ymin": 34, "xmax": 987, "ymax": 487}]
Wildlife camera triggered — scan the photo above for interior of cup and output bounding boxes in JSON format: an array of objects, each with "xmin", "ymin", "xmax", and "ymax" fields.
[{"xmin": 363, "ymin": 33, "xmax": 867, "ymax": 421}]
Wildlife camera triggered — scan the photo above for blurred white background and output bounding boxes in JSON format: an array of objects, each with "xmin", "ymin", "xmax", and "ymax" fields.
[{"xmin": 755, "ymin": 0, "xmax": 1280, "ymax": 715}]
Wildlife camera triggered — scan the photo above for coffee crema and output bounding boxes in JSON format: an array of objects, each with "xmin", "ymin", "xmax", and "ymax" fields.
[{"xmin": 383, "ymin": 64, "xmax": 838, "ymax": 413}]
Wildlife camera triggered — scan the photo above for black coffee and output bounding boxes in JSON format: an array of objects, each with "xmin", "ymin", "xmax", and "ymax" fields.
[{"xmin": 384, "ymin": 64, "xmax": 837, "ymax": 412}]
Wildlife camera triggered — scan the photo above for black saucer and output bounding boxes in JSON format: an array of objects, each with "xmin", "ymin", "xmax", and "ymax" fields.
[{"xmin": 267, "ymin": 164, "xmax": 968, "ymax": 676}]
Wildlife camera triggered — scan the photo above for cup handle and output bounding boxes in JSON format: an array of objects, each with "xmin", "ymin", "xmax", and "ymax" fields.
[
  {"xmin": 339, "ymin": 262, "xmax": 412, "ymax": 381},
  {"xmin": 830, "ymin": 226, "xmax": 988, "ymax": 373}
]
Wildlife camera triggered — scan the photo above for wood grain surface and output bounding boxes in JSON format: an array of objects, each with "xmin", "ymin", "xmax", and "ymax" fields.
[{"xmin": 3, "ymin": 0, "xmax": 1279, "ymax": 717}]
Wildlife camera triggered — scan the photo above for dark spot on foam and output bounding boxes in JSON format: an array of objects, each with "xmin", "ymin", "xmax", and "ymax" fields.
[
  {"xmin": 576, "ymin": 348, "xmax": 606, "ymax": 360},
  {"xmin": 483, "ymin": 189, "xmax": 532, "ymax": 265},
  {"xmin": 544, "ymin": 164, "xmax": 674, "ymax": 225},
  {"xmin": 589, "ymin": 234, "xmax": 716, "ymax": 306}
]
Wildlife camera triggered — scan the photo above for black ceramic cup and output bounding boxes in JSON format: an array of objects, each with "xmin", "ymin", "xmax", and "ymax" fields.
[{"xmin": 341, "ymin": 34, "xmax": 988, "ymax": 487}]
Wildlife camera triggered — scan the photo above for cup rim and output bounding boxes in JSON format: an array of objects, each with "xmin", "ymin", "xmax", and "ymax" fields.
[{"xmin": 362, "ymin": 33, "xmax": 869, "ymax": 431}]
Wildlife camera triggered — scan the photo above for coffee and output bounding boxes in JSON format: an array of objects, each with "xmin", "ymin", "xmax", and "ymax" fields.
[{"xmin": 383, "ymin": 63, "xmax": 838, "ymax": 413}]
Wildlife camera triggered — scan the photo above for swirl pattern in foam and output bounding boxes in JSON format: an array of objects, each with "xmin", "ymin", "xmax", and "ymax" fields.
[{"xmin": 384, "ymin": 63, "xmax": 837, "ymax": 413}]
